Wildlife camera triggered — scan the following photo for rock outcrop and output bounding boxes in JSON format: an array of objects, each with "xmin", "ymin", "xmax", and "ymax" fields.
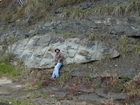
[{"xmin": 10, "ymin": 35, "xmax": 119, "ymax": 68}]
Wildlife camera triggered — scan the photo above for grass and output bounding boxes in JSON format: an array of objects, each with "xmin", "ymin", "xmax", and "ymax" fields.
[
  {"xmin": 30, "ymin": 91, "xmax": 41, "ymax": 98},
  {"xmin": 0, "ymin": 53, "xmax": 13, "ymax": 63},
  {"xmin": 58, "ymin": 73, "xmax": 72, "ymax": 87},
  {"xmin": 60, "ymin": 32, "xmax": 75, "ymax": 38},
  {"xmin": 0, "ymin": 35, "xmax": 16, "ymax": 64},
  {"xmin": 93, "ymin": 5, "xmax": 114, "ymax": 15},
  {"xmin": 58, "ymin": 0, "xmax": 140, "ymax": 20},
  {"xmin": 88, "ymin": 34, "xmax": 111, "ymax": 41},
  {"xmin": 93, "ymin": 0, "xmax": 140, "ymax": 16},
  {"xmin": 116, "ymin": 36, "xmax": 130, "ymax": 55},
  {"xmin": 1, "ymin": 0, "xmax": 139, "ymax": 24},
  {"xmin": 54, "ymin": 0, "xmax": 87, "ymax": 7},
  {"xmin": 0, "ymin": 99, "xmax": 38, "ymax": 105},
  {"xmin": 0, "ymin": 64, "xmax": 19, "ymax": 77},
  {"xmin": 1, "ymin": 25, "xmax": 8, "ymax": 30},
  {"xmin": 85, "ymin": 75, "xmax": 93, "ymax": 82},
  {"xmin": 123, "ymin": 76, "xmax": 131, "ymax": 82},
  {"xmin": 134, "ymin": 45, "xmax": 140, "ymax": 55}
]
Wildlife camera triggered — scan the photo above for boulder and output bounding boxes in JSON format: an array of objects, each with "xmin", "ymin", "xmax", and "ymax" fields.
[{"xmin": 10, "ymin": 34, "xmax": 119, "ymax": 68}]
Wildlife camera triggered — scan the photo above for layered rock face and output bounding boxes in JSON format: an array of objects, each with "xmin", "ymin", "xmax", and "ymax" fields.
[{"xmin": 10, "ymin": 35, "xmax": 119, "ymax": 68}]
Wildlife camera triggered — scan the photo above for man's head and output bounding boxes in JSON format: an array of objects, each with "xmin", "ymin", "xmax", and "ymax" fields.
[{"xmin": 55, "ymin": 48, "xmax": 60, "ymax": 53}]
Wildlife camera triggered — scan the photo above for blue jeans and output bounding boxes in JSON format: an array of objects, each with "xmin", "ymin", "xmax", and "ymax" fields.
[{"xmin": 52, "ymin": 63, "xmax": 62, "ymax": 78}]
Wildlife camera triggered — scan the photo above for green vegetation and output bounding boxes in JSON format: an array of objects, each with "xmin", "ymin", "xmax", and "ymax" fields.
[
  {"xmin": 0, "ymin": 0, "xmax": 139, "ymax": 24},
  {"xmin": 58, "ymin": 73, "xmax": 72, "ymax": 87},
  {"xmin": 116, "ymin": 36, "xmax": 130, "ymax": 55},
  {"xmin": 85, "ymin": 75, "xmax": 93, "ymax": 82},
  {"xmin": 42, "ymin": 93, "xmax": 48, "ymax": 99},
  {"xmin": 123, "ymin": 76, "xmax": 131, "ymax": 82},
  {"xmin": 0, "ymin": 99, "xmax": 38, "ymax": 105},
  {"xmin": 0, "ymin": 53, "xmax": 15, "ymax": 64},
  {"xmin": 0, "ymin": 64, "xmax": 19, "ymax": 77},
  {"xmin": 55, "ymin": 0, "xmax": 87, "ymax": 7},
  {"xmin": 60, "ymin": 32, "xmax": 75, "ymax": 38},
  {"xmin": 30, "ymin": 91, "xmax": 41, "ymax": 98},
  {"xmin": 60, "ymin": 0, "xmax": 140, "ymax": 20},
  {"xmin": 134, "ymin": 45, "xmax": 140, "ymax": 55}
]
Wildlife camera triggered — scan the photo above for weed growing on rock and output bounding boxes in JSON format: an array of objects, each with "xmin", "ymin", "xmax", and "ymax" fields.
[
  {"xmin": 30, "ymin": 91, "xmax": 41, "ymax": 98},
  {"xmin": 85, "ymin": 75, "xmax": 93, "ymax": 82},
  {"xmin": 58, "ymin": 73, "xmax": 72, "ymax": 87},
  {"xmin": 55, "ymin": 0, "xmax": 87, "ymax": 7},
  {"xmin": 42, "ymin": 93, "xmax": 48, "ymax": 99},
  {"xmin": 123, "ymin": 76, "xmax": 131, "ymax": 82},
  {"xmin": 1, "ymin": 0, "xmax": 139, "ymax": 23},
  {"xmin": 116, "ymin": 36, "xmax": 130, "ymax": 56},
  {"xmin": 134, "ymin": 45, "xmax": 140, "ymax": 55},
  {"xmin": 103, "ymin": 54, "xmax": 112, "ymax": 61},
  {"xmin": 35, "ymin": 83, "xmax": 43, "ymax": 89},
  {"xmin": 1, "ymin": 25, "xmax": 7, "ymax": 30},
  {"xmin": 93, "ymin": 5, "xmax": 114, "ymax": 15},
  {"xmin": 57, "ymin": 0, "xmax": 140, "ymax": 20},
  {"xmin": 60, "ymin": 32, "xmax": 75, "ymax": 38},
  {"xmin": 93, "ymin": 0, "xmax": 140, "ymax": 16},
  {"xmin": 0, "ymin": 35, "xmax": 16, "ymax": 65},
  {"xmin": 88, "ymin": 34, "xmax": 111, "ymax": 43}
]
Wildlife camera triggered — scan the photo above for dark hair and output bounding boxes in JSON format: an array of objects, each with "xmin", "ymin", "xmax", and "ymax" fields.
[{"xmin": 55, "ymin": 48, "xmax": 60, "ymax": 52}]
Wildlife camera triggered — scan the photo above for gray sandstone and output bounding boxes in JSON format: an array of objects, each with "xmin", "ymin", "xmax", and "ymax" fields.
[{"xmin": 10, "ymin": 35, "xmax": 119, "ymax": 69}]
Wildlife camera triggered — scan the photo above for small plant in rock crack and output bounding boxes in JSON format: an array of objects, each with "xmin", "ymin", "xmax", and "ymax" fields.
[
  {"xmin": 123, "ymin": 76, "xmax": 131, "ymax": 82},
  {"xmin": 93, "ymin": 84, "xmax": 97, "ymax": 89},
  {"xmin": 85, "ymin": 75, "xmax": 93, "ymax": 82}
]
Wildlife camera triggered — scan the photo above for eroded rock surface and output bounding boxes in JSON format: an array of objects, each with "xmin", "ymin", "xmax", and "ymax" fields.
[
  {"xmin": 0, "ymin": 77, "xmax": 22, "ymax": 95},
  {"xmin": 10, "ymin": 35, "xmax": 119, "ymax": 68}
]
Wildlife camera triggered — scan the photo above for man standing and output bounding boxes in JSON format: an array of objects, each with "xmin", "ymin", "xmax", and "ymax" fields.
[{"xmin": 51, "ymin": 48, "xmax": 64, "ymax": 79}]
